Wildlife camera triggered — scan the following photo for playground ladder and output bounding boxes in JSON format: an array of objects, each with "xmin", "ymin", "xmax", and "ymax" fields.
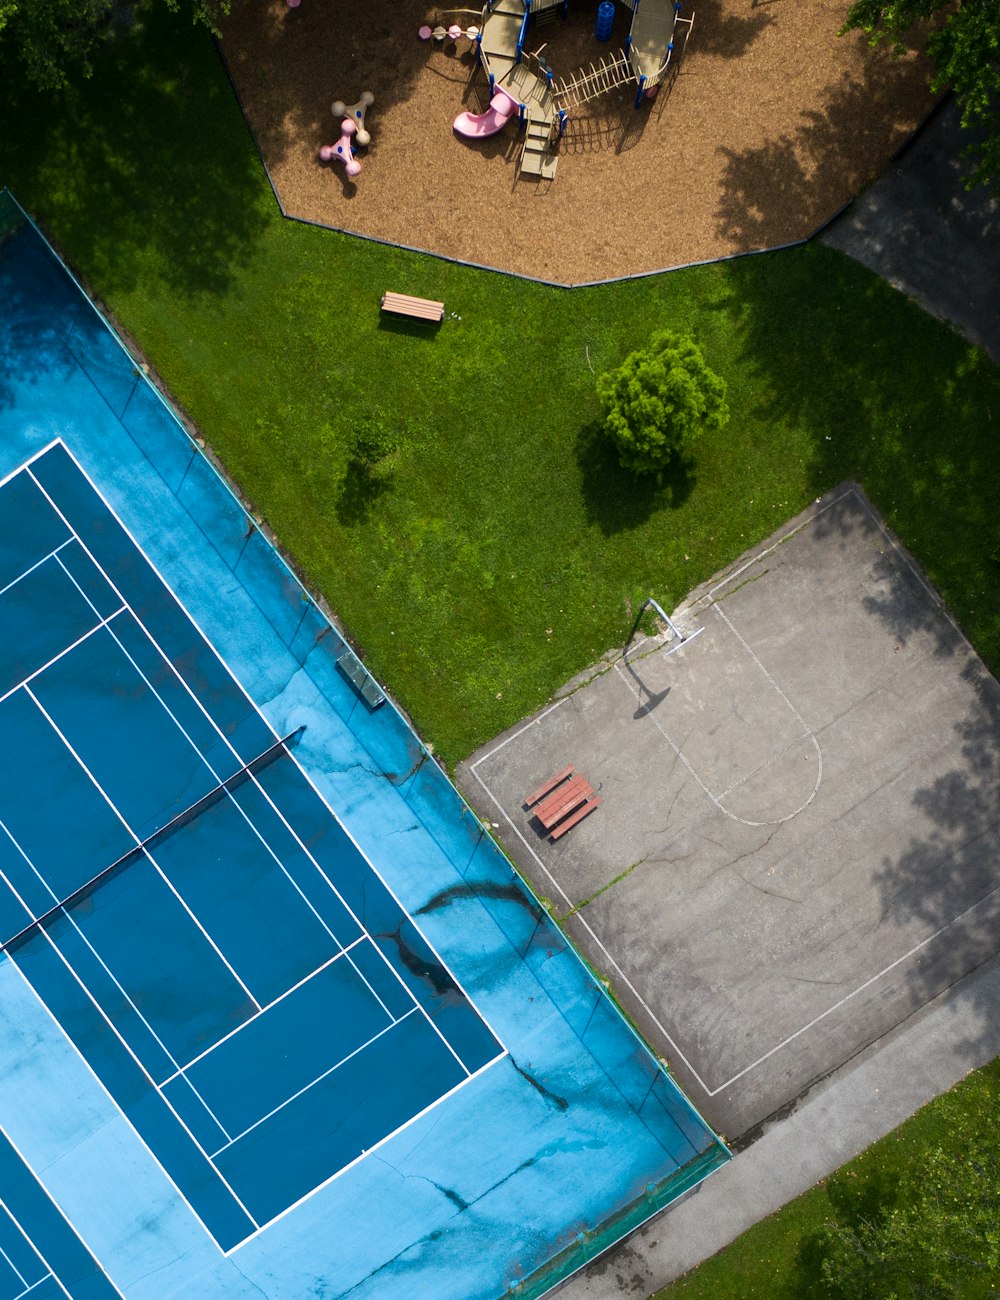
[
  {"xmin": 552, "ymin": 50, "xmax": 634, "ymax": 111},
  {"xmin": 519, "ymin": 110, "xmax": 558, "ymax": 178}
]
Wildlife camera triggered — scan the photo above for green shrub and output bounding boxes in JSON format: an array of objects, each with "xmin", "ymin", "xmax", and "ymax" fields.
[
  {"xmin": 597, "ymin": 331, "xmax": 729, "ymax": 477},
  {"xmin": 350, "ymin": 414, "xmax": 398, "ymax": 466}
]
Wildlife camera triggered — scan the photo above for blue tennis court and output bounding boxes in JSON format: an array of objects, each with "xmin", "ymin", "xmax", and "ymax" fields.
[
  {"xmin": 0, "ymin": 190, "xmax": 729, "ymax": 1299},
  {"xmin": 0, "ymin": 443, "xmax": 504, "ymax": 1249},
  {"xmin": 0, "ymin": 1126, "xmax": 117, "ymax": 1300}
]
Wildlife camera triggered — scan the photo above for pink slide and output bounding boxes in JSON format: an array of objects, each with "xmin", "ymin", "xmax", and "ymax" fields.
[{"xmin": 453, "ymin": 89, "xmax": 518, "ymax": 139}]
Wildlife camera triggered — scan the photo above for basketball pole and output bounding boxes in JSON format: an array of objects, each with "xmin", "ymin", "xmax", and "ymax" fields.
[{"xmin": 624, "ymin": 596, "xmax": 704, "ymax": 656}]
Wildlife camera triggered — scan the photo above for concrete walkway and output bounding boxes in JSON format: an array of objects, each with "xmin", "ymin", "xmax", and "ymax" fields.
[
  {"xmin": 556, "ymin": 944, "xmax": 1000, "ymax": 1297},
  {"xmin": 822, "ymin": 97, "xmax": 1000, "ymax": 363}
]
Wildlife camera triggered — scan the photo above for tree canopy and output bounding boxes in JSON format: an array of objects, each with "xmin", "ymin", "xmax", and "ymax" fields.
[
  {"xmin": 842, "ymin": 0, "xmax": 1000, "ymax": 189},
  {"xmin": 596, "ymin": 331, "xmax": 729, "ymax": 479},
  {"xmin": 0, "ymin": 0, "xmax": 233, "ymax": 90},
  {"xmin": 818, "ymin": 1107, "xmax": 1000, "ymax": 1297}
]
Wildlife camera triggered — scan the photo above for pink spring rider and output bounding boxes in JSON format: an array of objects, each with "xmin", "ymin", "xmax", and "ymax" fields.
[{"xmin": 319, "ymin": 119, "xmax": 362, "ymax": 178}]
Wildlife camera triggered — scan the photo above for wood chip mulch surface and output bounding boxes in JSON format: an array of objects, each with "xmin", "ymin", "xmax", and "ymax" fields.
[{"xmin": 219, "ymin": 0, "xmax": 938, "ymax": 284}]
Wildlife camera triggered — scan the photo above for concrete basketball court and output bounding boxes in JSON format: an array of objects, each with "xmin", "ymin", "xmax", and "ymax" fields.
[{"xmin": 458, "ymin": 484, "xmax": 1000, "ymax": 1141}]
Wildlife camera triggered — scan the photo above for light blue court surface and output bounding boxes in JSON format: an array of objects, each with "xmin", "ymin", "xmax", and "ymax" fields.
[{"xmin": 0, "ymin": 189, "xmax": 729, "ymax": 1299}]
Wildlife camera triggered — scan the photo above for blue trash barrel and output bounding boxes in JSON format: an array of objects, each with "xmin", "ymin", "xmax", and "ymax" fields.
[{"xmin": 595, "ymin": 1, "xmax": 615, "ymax": 40}]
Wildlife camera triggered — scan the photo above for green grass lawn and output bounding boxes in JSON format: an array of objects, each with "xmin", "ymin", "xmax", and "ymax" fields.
[
  {"xmin": 1, "ymin": 8, "xmax": 998, "ymax": 769},
  {"xmin": 655, "ymin": 1057, "xmax": 1000, "ymax": 1298},
  {"xmin": 4, "ymin": 10, "xmax": 1000, "ymax": 1300}
]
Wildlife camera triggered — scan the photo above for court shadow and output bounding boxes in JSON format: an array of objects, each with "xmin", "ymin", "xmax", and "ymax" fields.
[
  {"xmin": 870, "ymin": 657, "xmax": 1000, "ymax": 1070},
  {"xmin": 708, "ymin": 236, "xmax": 1000, "ymax": 673},
  {"xmin": 621, "ymin": 655, "xmax": 671, "ymax": 717}
]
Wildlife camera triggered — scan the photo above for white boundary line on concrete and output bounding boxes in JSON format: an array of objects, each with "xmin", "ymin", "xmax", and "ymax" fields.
[
  {"xmin": 613, "ymin": 613, "xmax": 822, "ymax": 828},
  {"xmin": 470, "ymin": 485, "xmax": 995, "ymax": 1098}
]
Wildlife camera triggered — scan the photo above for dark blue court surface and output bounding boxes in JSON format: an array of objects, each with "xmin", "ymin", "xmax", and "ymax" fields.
[
  {"xmin": 0, "ymin": 191, "xmax": 728, "ymax": 1300},
  {"xmin": 0, "ymin": 443, "xmax": 503, "ymax": 1247}
]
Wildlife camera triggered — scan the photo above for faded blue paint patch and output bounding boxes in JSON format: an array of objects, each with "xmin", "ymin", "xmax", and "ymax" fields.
[{"xmin": 0, "ymin": 191, "xmax": 729, "ymax": 1300}]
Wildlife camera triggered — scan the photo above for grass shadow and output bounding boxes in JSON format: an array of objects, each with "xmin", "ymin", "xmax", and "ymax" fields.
[
  {"xmin": 709, "ymin": 242, "xmax": 1000, "ymax": 672},
  {"xmin": 574, "ymin": 418, "xmax": 694, "ymax": 536},
  {"xmin": 336, "ymin": 459, "xmax": 396, "ymax": 526},
  {"xmin": 0, "ymin": 6, "xmax": 270, "ymax": 301},
  {"xmin": 377, "ymin": 315, "xmax": 443, "ymax": 338}
]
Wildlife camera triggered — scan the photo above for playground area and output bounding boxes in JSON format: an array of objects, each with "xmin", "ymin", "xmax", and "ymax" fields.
[
  {"xmin": 459, "ymin": 486, "xmax": 1000, "ymax": 1140},
  {"xmin": 220, "ymin": 0, "xmax": 938, "ymax": 282}
]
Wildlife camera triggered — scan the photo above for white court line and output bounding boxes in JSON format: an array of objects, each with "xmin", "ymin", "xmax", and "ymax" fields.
[
  {"xmin": 228, "ymin": 762, "xmax": 491, "ymax": 1078},
  {"xmin": 0, "ymin": 1121, "xmax": 124, "ymax": 1299},
  {"xmin": 160, "ymin": 940, "xmax": 368, "ymax": 1084},
  {"xmin": 0, "ymin": 821, "xmax": 236, "ymax": 1149},
  {"xmin": 26, "ymin": 447, "xmax": 496, "ymax": 1060},
  {"xmin": 0, "ymin": 613, "xmax": 127, "ymax": 711},
  {"xmin": 9, "ymin": 445, "xmax": 511, "ymax": 1241},
  {"xmin": 13, "ymin": 1277, "xmax": 58, "ymax": 1300},
  {"xmin": 0, "ymin": 819, "xmax": 217, "ymax": 1129},
  {"xmin": 225, "ymin": 1049, "xmax": 507, "ymax": 1255},
  {"xmin": 2, "ymin": 933, "xmax": 262, "ymax": 1238},
  {"xmin": 23, "ymin": 685, "xmax": 263, "ymax": 1016},
  {"xmin": 209, "ymin": 1009, "xmax": 419, "ymax": 1158},
  {"xmin": 48, "ymin": 442, "xmax": 508, "ymax": 1059},
  {"xmin": 45, "ymin": 499, "xmax": 364, "ymax": 979},
  {"xmin": 0, "ymin": 1216, "xmax": 64, "ymax": 1300},
  {"xmin": 613, "ymin": 616, "xmax": 823, "ymax": 828},
  {"xmin": 0, "ymin": 538, "xmax": 73, "ymax": 601},
  {"xmin": 0, "ymin": 1236, "xmax": 29, "ymax": 1289},
  {"xmin": 468, "ymin": 491, "xmax": 995, "ymax": 1099},
  {"xmin": 701, "ymin": 484, "xmax": 954, "ymax": 622}
]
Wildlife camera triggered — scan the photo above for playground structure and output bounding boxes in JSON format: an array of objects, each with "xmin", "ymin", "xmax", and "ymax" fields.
[
  {"xmin": 447, "ymin": 0, "xmax": 694, "ymax": 178},
  {"xmin": 319, "ymin": 92, "xmax": 375, "ymax": 179}
]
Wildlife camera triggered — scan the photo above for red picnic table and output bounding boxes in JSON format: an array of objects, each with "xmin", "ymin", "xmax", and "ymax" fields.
[{"xmin": 524, "ymin": 766, "xmax": 601, "ymax": 841}]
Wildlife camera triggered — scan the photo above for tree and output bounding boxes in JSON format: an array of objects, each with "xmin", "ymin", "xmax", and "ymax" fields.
[
  {"xmin": 0, "ymin": 0, "xmax": 234, "ymax": 91},
  {"xmin": 842, "ymin": 0, "xmax": 1000, "ymax": 190},
  {"xmin": 596, "ymin": 331, "xmax": 729, "ymax": 479},
  {"xmin": 818, "ymin": 1115, "xmax": 1000, "ymax": 1298}
]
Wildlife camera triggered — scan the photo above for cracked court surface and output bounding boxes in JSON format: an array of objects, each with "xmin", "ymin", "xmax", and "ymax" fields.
[{"xmin": 460, "ymin": 485, "xmax": 1000, "ymax": 1140}]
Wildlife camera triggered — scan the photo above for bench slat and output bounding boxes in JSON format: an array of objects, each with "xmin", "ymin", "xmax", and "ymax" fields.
[
  {"xmin": 535, "ymin": 776, "xmax": 593, "ymax": 828},
  {"xmin": 381, "ymin": 291, "xmax": 445, "ymax": 322},
  {"xmin": 550, "ymin": 796, "xmax": 600, "ymax": 841},
  {"xmin": 524, "ymin": 764, "xmax": 574, "ymax": 808}
]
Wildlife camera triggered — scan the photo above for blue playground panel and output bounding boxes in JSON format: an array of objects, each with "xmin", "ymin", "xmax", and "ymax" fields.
[{"xmin": 0, "ymin": 190, "xmax": 729, "ymax": 1299}]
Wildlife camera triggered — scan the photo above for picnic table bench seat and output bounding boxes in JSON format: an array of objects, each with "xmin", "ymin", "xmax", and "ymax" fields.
[
  {"xmin": 550, "ymin": 796, "xmax": 600, "ymax": 840},
  {"xmin": 524, "ymin": 764, "xmax": 575, "ymax": 808}
]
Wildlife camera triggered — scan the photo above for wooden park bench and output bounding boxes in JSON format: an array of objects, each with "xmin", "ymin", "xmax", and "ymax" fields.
[
  {"xmin": 380, "ymin": 291, "xmax": 445, "ymax": 324},
  {"xmin": 535, "ymin": 774, "xmax": 592, "ymax": 827}
]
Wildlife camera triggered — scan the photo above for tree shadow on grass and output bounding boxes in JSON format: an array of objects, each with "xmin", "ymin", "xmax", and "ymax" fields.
[
  {"xmin": 574, "ymin": 418, "xmax": 694, "ymax": 536},
  {"xmin": 789, "ymin": 1159, "xmax": 907, "ymax": 1296},
  {"xmin": 0, "ymin": 4, "xmax": 270, "ymax": 301},
  {"xmin": 708, "ymin": 242, "xmax": 1000, "ymax": 670},
  {"xmin": 335, "ymin": 459, "xmax": 395, "ymax": 526}
]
